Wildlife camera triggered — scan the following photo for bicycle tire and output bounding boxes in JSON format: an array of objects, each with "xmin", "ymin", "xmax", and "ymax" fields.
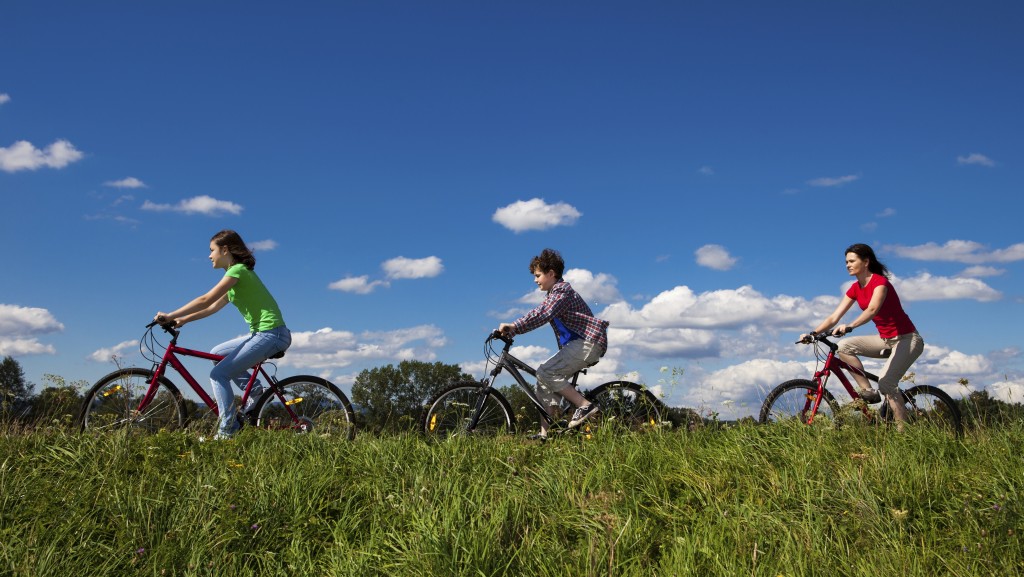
[
  {"xmin": 585, "ymin": 380, "xmax": 666, "ymax": 432},
  {"xmin": 252, "ymin": 375, "xmax": 356, "ymax": 440},
  {"xmin": 421, "ymin": 381, "xmax": 515, "ymax": 438},
  {"xmin": 759, "ymin": 379, "xmax": 841, "ymax": 425},
  {"xmin": 879, "ymin": 384, "xmax": 963, "ymax": 437},
  {"xmin": 79, "ymin": 368, "xmax": 186, "ymax": 433}
]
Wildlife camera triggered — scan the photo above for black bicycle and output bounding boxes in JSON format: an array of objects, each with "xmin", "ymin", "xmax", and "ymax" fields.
[{"xmin": 421, "ymin": 331, "xmax": 665, "ymax": 438}]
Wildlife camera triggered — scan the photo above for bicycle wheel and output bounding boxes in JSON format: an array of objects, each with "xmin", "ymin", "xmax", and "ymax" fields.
[
  {"xmin": 759, "ymin": 379, "xmax": 840, "ymax": 425},
  {"xmin": 584, "ymin": 381, "xmax": 665, "ymax": 432},
  {"xmin": 252, "ymin": 375, "xmax": 356, "ymax": 440},
  {"xmin": 880, "ymin": 385, "xmax": 963, "ymax": 436},
  {"xmin": 422, "ymin": 381, "xmax": 515, "ymax": 438},
  {"xmin": 79, "ymin": 368, "xmax": 186, "ymax": 433}
]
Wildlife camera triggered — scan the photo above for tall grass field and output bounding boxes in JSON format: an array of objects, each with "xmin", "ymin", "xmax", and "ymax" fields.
[{"xmin": 1, "ymin": 422, "xmax": 1020, "ymax": 576}]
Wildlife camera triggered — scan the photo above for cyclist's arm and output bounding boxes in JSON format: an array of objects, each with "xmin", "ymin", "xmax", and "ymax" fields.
[
  {"xmin": 175, "ymin": 295, "xmax": 231, "ymax": 327},
  {"xmin": 809, "ymin": 295, "xmax": 856, "ymax": 335},
  {"xmin": 156, "ymin": 276, "xmax": 237, "ymax": 326},
  {"xmin": 835, "ymin": 284, "xmax": 886, "ymax": 334}
]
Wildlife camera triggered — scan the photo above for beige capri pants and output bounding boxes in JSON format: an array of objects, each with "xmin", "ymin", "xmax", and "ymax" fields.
[
  {"xmin": 535, "ymin": 339, "xmax": 605, "ymax": 407},
  {"xmin": 837, "ymin": 331, "xmax": 925, "ymax": 396}
]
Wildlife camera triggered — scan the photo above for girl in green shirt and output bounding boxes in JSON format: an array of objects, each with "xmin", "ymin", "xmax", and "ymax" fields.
[{"xmin": 155, "ymin": 230, "xmax": 291, "ymax": 439}]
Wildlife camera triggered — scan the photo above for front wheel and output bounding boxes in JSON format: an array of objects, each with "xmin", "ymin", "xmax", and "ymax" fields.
[
  {"xmin": 759, "ymin": 379, "xmax": 840, "ymax": 425},
  {"xmin": 252, "ymin": 375, "xmax": 356, "ymax": 440},
  {"xmin": 79, "ymin": 368, "xmax": 186, "ymax": 433},
  {"xmin": 584, "ymin": 381, "xmax": 666, "ymax": 432},
  {"xmin": 880, "ymin": 385, "xmax": 963, "ymax": 437},
  {"xmin": 421, "ymin": 382, "xmax": 515, "ymax": 439}
]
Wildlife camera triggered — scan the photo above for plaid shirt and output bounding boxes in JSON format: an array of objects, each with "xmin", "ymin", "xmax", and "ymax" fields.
[{"xmin": 512, "ymin": 280, "xmax": 609, "ymax": 350}]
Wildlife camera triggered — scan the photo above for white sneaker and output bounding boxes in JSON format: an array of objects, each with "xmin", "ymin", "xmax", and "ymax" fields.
[{"xmin": 243, "ymin": 383, "xmax": 265, "ymax": 414}]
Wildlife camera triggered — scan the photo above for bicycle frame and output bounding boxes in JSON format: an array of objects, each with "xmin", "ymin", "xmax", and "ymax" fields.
[
  {"xmin": 804, "ymin": 334, "xmax": 880, "ymax": 423},
  {"xmin": 473, "ymin": 333, "xmax": 582, "ymax": 429},
  {"xmin": 140, "ymin": 324, "xmax": 295, "ymax": 422}
]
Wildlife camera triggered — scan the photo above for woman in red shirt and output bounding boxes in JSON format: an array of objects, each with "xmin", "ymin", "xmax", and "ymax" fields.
[{"xmin": 801, "ymin": 243, "xmax": 925, "ymax": 424}]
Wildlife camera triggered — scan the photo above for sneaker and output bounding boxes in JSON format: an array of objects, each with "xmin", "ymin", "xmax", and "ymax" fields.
[
  {"xmin": 568, "ymin": 403, "xmax": 600, "ymax": 428},
  {"xmin": 527, "ymin": 433, "xmax": 548, "ymax": 442},
  {"xmin": 857, "ymin": 388, "xmax": 882, "ymax": 404}
]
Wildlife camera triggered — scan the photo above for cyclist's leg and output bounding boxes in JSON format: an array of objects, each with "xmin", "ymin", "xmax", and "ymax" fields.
[
  {"xmin": 211, "ymin": 335, "xmax": 257, "ymax": 392},
  {"xmin": 210, "ymin": 327, "xmax": 291, "ymax": 436},
  {"xmin": 878, "ymin": 332, "xmax": 925, "ymax": 424},
  {"xmin": 838, "ymin": 335, "xmax": 887, "ymax": 391},
  {"xmin": 538, "ymin": 340, "xmax": 604, "ymax": 427}
]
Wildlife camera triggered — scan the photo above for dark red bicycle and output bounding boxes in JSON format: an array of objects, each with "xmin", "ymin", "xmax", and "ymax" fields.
[
  {"xmin": 78, "ymin": 321, "xmax": 356, "ymax": 439},
  {"xmin": 758, "ymin": 331, "xmax": 962, "ymax": 436}
]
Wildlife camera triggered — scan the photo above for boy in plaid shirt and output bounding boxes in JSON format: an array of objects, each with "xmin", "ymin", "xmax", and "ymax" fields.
[{"xmin": 498, "ymin": 248, "xmax": 609, "ymax": 440}]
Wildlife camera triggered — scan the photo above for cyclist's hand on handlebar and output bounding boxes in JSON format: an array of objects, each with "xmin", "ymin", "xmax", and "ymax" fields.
[
  {"xmin": 497, "ymin": 323, "xmax": 515, "ymax": 336},
  {"xmin": 153, "ymin": 313, "xmax": 179, "ymax": 328},
  {"xmin": 797, "ymin": 332, "xmax": 814, "ymax": 344},
  {"xmin": 831, "ymin": 324, "xmax": 852, "ymax": 337}
]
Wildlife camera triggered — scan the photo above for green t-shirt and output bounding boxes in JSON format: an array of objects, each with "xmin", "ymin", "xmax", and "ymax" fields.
[{"xmin": 225, "ymin": 263, "xmax": 285, "ymax": 333}]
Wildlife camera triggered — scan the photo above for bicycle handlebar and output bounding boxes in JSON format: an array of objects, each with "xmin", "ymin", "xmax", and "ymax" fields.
[{"xmin": 797, "ymin": 331, "xmax": 840, "ymax": 351}]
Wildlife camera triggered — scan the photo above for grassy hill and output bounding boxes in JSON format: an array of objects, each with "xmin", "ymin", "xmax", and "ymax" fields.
[{"xmin": 1, "ymin": 422, "xmax": 1021, "ymax": 576}]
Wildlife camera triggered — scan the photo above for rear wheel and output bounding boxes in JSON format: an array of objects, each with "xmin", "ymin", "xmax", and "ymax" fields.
[
  {"xmin": 759, "ymin": 379, "xmax": 841, "ymax": 425},
  {"xmin": 253, "ymin": 375, "xmax": 356, "ymax": 440},
  {"xmin": 584, "ymin": 381, "xmax": 666, "ymax": 432},
  {"xmin": 79, "ymin": 368, "xmax": 186, "ymax": 433},
  {"xmin": 422, "ymin": 382, "xmax": 515, "ymax": 439},
  {"xmin": 880, "ymin": 385, "xmax": 963, "ymax": 436}
]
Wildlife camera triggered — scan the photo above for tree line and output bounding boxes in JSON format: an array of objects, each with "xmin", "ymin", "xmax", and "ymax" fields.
[{"xmin": 2, "ymin": 355, "xmax": 1021, "ymax": 432}]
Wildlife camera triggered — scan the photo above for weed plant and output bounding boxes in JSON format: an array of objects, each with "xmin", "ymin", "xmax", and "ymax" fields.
[{"xmin": 0, "ymin": 421, "xmax": 1021, "ymax": 576}]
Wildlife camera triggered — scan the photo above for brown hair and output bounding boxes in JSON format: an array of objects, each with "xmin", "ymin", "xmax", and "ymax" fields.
[
  {"xmin": 211, "ymin": 229, "xmax": 256, "ymax": 270},
  {"xmin": 845, "ymin": 243, "xmax": 890, "ymax": 278},
  {"xmin": 529, "ymin": 248, "xmax": 565, "ymax": 278}
]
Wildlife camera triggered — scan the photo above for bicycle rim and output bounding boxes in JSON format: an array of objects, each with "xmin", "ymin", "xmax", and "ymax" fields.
[
  {"xmin": 80, "ymin": 368, "xmax": 185, "ymax": 433},
  {"xmin": 586, "ymin": 381, "xmax": 665, "ymax": 432},
  {"xmin": 423, "ymin": 383, "xmax": 514, "ymax": 438},
  {"xmin": 255, "ymin": 376, "xmax": 356, "ymax": 439},
  {"xmin": 760, "ymin": 380, "xmax": 839, "ymax": 426}
]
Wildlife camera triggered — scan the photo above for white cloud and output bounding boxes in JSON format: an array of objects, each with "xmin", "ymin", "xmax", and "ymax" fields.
[
  {"xmin": 328, "ymin": 275, "xmax": 389, "ymax": 294},
  {"xmin": 383, "ymin": 256, "xmax": 444, "ymax": 279},
  {"xmin": 492, "ymin": 198, "xmax": 581, "ymax": 233},
  {"xmin": 282, "ymin": 325, "xmax": 446, "ymax": 371},
  {"xmin": 988, "ymin": 379, "xmax": 1024, "ymax": 405},
  {"xmin": 0, "ymin": 304, "xmax": 65, "ymax": 335},
  {"xmin": 0, "ymin": 139, "xmax": 85, "ymax": 172},
  {"xmin": 886, "ymin": 240, "xmax": 1024, "ymax": 264},
  {"xmin": 250, "ymin": 239, "xmax": 278, "ymax": 252},
  {"xmin": 698, "ymin": 165, "xmax": 714, "ymax": 176},
  {"xmin": 563, "ymin": 269, "xmax": 622, "ymax": 304},
  {"xmin": 876, "ymin": 207, "xmax": 896, "ymax": 218},
  {"xmin": 957, "ymin": 153, "xmax": 995, "ymax": 167},
  {"xmin": 957, "ymin": 266, "xmax": 1005, "ymax": 278},
  {"xmin": 141, "ymin": 195, "xmax": 243, "ymax": 216},
  {"xmin": 807, "ymin": 174, "xmax": 859, "ymax": 187},
  {"xmin": 894, "ymin": 272, "xmax": 1001, "ymax": 302},
  {"xmin": 0, "ymin": 93, "xmax": 10, "ymax": 105},
  {"xmin": 695, "ymin": 244, "xmax": 737, "ymax": 271},
  {"xmin": 601, "ymin": 285, "xmax": 835, "ymax": 330},
  {"xmin": 104, "ymin": 177, "xmax": 146, "ymax": 189},
  {"xmin": 0, "ymin": 338, "xmax": 56, "ymax": 356},
  {"xmin": 609, "ymin": 326, "xmax": 719, "ymax": 358},
  {"xmin": 89, "ymin": 340, "xmax": 138, "ymax": 363}
]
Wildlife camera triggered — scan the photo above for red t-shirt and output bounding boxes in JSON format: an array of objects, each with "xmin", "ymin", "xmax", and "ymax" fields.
[{"xmin": 846, "ymin": 274, "xmax": 917, "ymax": 338}]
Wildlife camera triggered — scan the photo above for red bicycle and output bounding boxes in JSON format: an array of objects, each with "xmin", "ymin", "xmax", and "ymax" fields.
[
  {"xmin": 78, "ymin": 321, "xmax": 356, "ymax": 439},
  {"xmin": 758, "ymin": 331, "xmax": 962, "ymax": 436}
]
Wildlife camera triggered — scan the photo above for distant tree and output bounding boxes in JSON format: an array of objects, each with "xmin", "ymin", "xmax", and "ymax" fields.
[
  {"xmin": 30, "ymin": 374, "xmax": 87, "ymax": 427},
  {"xmin": 351, "ymin": 360, "xmax": 473, "ymax": 433},
  {"xmin": 0, "ymin": 356, "xmax": 34, "ymax": 418}
]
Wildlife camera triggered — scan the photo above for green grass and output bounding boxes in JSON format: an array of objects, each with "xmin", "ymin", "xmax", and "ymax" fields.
[{"xmin": 1, "ymin": 422, "xmax": 1021, "ymax": 576}]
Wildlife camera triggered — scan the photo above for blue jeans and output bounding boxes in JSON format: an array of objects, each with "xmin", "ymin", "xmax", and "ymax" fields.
[{"xmin": 210, "ymin": 326, "xmax": 291, "ymax": 436}]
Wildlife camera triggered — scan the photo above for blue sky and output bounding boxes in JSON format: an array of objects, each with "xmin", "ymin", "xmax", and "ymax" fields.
[{"xmin": 2, "ymin": 1, "xmax": 1022, "ymax": 418}]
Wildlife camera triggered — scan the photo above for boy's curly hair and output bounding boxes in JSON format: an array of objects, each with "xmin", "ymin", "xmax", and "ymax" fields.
[{"xmin": 529, "ymin": 248, "xmax": 565, "ymax": 279}]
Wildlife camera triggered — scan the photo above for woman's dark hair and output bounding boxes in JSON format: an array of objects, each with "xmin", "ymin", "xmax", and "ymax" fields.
[
  {"xmin": 211, "ymin": 229, "xmax": 256, "ymax": 270},
  {"xmin": 845, "ymin": 243, "xmax": 889, "ymax": 278},
  {"xmin": 529, "ymin": 248, "xmax": 565, "ymax": 278}
]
